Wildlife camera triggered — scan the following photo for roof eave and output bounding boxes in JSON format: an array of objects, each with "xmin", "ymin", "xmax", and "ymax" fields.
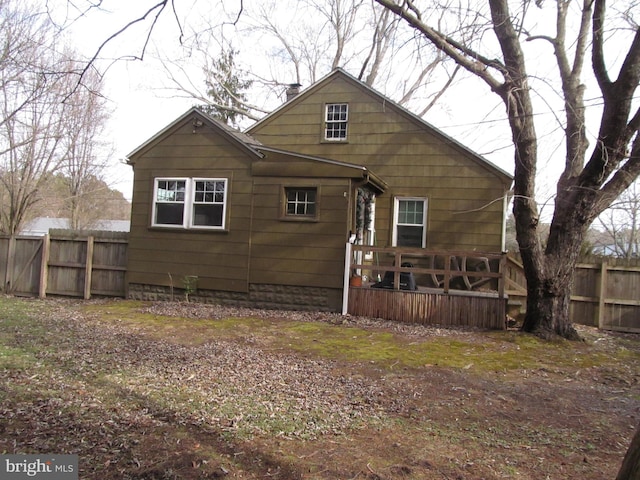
[{"xmin": 126, "ymin": 107, "xmax": 263, "ymax": 162}]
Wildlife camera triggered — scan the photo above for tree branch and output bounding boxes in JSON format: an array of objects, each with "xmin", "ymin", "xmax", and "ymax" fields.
[
  {"xmin": 373, "ymin": 0, "xmax": 505, "ymax": 93},
  {"xmin": 615, "ymin": 26, "xmax": 640, "ymax": 96},
  {"xmin": 592, "ymin": 0, "xmax": 611, "ymax": 91},
  {"xmin": 73, "ymin": 1, "xmax": 169, "ymax": 94}
]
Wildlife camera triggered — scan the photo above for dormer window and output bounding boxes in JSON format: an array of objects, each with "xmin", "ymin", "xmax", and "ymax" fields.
[{"xmin": 324, "ymin": 103, "xmax": 348, "ymax": 141}]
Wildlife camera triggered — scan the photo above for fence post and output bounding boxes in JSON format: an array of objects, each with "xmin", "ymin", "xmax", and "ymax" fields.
[
  {"xmin": 5, "ymin": 235, "xmax": 16, "ymax": 292},
  {"xmin": 39, "ymin": 234, "xmax": 50, "ymax": 298},
  {"xmin": 597, "ymin": 260, "xmax": 608, "ymax": 329},
  {"xmin": 84, "ymin": 236, "xmax": 95, "ymax": 300}
]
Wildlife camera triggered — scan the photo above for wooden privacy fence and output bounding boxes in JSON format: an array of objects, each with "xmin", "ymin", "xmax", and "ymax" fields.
[
  {"xmin": 0, "ymin": 232, "xmax": 128, "ymax": 299},
  {"xmin": 506, "ymin": 255, "xmax": 640, "ymax": 333},
  {"xmin": 3, "ymin": 231, "xmax": 639, "ymax": 333},
  {"xmin": 346, "ymin": 245, "xmax": 507, "ymax": 329}
]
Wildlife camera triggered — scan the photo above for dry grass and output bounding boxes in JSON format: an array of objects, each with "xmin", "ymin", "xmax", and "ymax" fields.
[{"xmin": 1, "ymin": 297, "xmax": 639, "ymax": 479}]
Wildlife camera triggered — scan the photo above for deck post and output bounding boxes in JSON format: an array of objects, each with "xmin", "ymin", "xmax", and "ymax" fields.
[
  {"xmin": 443, "ymin": 255, "xmax": 452, "ymax": 294},
  {"xmin": 498, "ymin": 253, "xmax": 506, "ymax": 299}
]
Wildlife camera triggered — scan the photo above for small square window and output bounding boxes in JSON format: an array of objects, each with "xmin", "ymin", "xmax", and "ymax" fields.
[{"xmin": 284, "ymin": 187, "xmax": 317, "ymax": 219}]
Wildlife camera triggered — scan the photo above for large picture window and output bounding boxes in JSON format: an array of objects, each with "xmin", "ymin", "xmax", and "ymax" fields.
[
  {"xmin": 392, "ymin": 197, "xmax": 427, "ymax": 247},
  {"xmin": 324, "ymin": 103, "xmax": 348, "ymax": 141},
  {"xmin": 153, "ymin": 177, "xmax": 228, "ymax": 229}
]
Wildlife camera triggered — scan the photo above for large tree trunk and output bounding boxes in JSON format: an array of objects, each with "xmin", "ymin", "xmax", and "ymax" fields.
[
  {"xmin": 372, "ymin": 0, "xmax": 640, "ymax": 340},
  {"xmin": 520, "ymin": 208, "xmax": 586, "ymax": 340},
  {"xmin": 518, "ymin": 240, "xmax": 582, "ymax": 340},
  {"xmin": 521, "ymin": 263, "xmax": 581, "ymax": 340},
  {"xmin": 487, "ymin": 0, "xmax": 583, "ymax": 339},
  {"xmin": 617, "ymin": 423, "xmax": 640, "ymax": 480}
]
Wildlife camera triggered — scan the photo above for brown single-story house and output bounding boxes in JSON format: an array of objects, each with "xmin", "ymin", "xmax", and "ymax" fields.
[{"xmin": 125, "ymin": 69, "xmax": 513, "ymax": 311}]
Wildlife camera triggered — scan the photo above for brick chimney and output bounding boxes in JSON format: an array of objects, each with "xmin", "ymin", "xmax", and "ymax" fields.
[{"xmin": 286, "ymin": 83, "xmax": 302, "ymax": 102}]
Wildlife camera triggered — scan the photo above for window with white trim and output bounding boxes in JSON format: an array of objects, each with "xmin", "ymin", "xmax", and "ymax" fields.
[
  {"xmin": 324, "ymin": 103, "xmax": 348, "ymax": 141},
  {"xmin": 284, "ymin": 187, "xmax": 317, "ymax": 218},
  {"xmin": 392, "ymin": 197, "xmax": 427, "ymax": 247},
  {"xmin": 153, "ymin": 178, "xmax": 228, "ymax": 229}
]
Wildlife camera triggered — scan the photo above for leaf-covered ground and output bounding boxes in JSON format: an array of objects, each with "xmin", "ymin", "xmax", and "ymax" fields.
[{"xmin": 0, "ymin": 297, "xmax": 638, "ymax": 479}]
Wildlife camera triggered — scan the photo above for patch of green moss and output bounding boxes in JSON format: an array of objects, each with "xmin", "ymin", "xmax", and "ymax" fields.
[
  {"xmin": 0, "ymin": 345, "xmax": 35, "ymax": 369},
  {"xmin": 78, "ymin": 301, "xmax": 638, "ymax": 373},
  {"xmin": 0, "ymin": 297, "xmax": 46, "ymax": 369}
]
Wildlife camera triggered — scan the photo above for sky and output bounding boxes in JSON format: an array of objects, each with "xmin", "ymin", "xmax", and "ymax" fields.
[
  {"xmin": 53, "ymin": 0, "xmax": 635, "ymax": 220},
  {"xmin": 54, "ymin": 2, "xmax": 205, "ymax": 200},
  {"xmin": 56, "ymin": 0, "xmax": 521, "ymax": 203}
]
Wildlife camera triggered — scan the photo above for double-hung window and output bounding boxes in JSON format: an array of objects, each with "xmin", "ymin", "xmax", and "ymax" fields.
[
  {"xmin": 392, "ymin": 197, "xmax": 427, "ymax": 247},
  {"xmin": 324, "ymin": 103, "xmax": 348, "ymax": 141},
  {"xmin": 153, "ymin": 178, "xmax": 228, "ymax": 229}
]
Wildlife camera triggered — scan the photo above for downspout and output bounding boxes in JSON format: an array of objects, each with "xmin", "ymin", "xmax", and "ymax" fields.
[{"xmin": 342, "ymin": 239, "xmax": 354, "ymax": 315}]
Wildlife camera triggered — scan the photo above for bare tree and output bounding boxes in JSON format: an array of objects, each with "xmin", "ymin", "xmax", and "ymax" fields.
[
  {"xmin": 249, "ymin": 0, "xmax": 455, "ymax": 97},
  {"xmin": 156, "ymin": 35, "xmax": 269, "ymax": 124},
  {"xmin": 0, "ymin": 92, "xmax": 70, "ymax": 234},
  {"xmin": 64, "ymin": 0, "xmax": 460, "ymax": 123},
  {"xmin": 0, "ymin": 1, "xmax": 114, "ymax": 234},
  {"xmin": 617, "ymin": 422, "xmax": 640, "ymax": 480},
  {"xmin": 57, "ymin": 62, "xmax": 114, "ymax": 230},
  {"xmin": 0, "ymin": 0, "xmax": 54, "ymax": 133},
  {"xmin": 595, "ymin": 180, "xmax": 640, "ymax": 258},
  {"xmin": 0, "ymin": 0, "xmax": 72, "ymax": 234},
  {"xmin": 374, "ymin": 0, "xmax": 640, "ymax": 341},
  {"xmin": 155, "ymin": 0, "xmax": 458, "ymax": 119}
]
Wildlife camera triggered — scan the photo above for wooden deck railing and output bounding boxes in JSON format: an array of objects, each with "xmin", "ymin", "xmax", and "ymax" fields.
[
  {"xmin": 349, "ymin": 245, "xmax": 506, "ymax": 296},
  {"xmin": 344, "ymin": 246, "xmax": 508, "ymax": 329}
]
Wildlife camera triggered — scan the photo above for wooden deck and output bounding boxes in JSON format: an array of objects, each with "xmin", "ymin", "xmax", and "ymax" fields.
[{"xmin": 345, "ymin": 246, "xmax": 507, "ymax": 329}]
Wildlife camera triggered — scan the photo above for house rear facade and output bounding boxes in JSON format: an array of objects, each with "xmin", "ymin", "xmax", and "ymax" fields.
[{"xmin": 125, "ymin": 69, "xmax": 512, "ymax": 311}]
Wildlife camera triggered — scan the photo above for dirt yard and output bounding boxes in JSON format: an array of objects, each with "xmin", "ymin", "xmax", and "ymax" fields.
[{"xmin": 0, "ymin": 297, "xmax": 638, "ymax": 479}]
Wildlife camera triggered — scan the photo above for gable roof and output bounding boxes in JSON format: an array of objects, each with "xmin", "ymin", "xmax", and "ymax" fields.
[
  {"xmin": 247, "ymin": 68, "xmax": 513, "ymax": 185},
  {"xmin": 126, "ymin": 107, "xmax": 263, "ymax": 163},
  {"xmin": 125, "ymin": 105, "xmax": 387, "ymax": 192}
]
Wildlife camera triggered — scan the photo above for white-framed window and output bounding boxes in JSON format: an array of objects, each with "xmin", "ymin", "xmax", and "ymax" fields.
[
  {"xmin": 392, "ymin": 197, "xmax": 427, "ymax": 247},
  {"xmin": 153, "ymin": 177, "xmax": 228, "ymax": 229},
  {"xmin": 284, "ymin": 187, "xmax": 317, "ymax": 219},
  {"xmin": 324, "ymin": 103, "xmax": 348, "ymax": 141}
]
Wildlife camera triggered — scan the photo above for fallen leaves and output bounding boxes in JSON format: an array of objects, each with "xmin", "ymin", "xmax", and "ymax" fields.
[{"xmin": 0, "ymin": 297, "xmax": 638, "ymax": 480}]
